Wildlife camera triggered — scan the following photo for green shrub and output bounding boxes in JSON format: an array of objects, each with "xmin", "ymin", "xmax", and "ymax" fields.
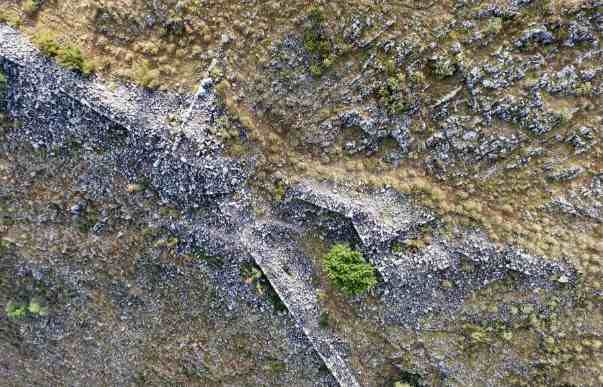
[
  {"xmin": 57, "ymin": 46, "xmax": 95, "ymax": 75},
  {"xmin": 5, "ymin": 299, "xmax": 48, "ymax": 319},
  {"xmin": 392, "ymin": 369, "xmax": 424, "ymax": 387},
  {"xmin": 22, "ymin": 0, "xmax": 42, "ymax": 16},
  {"xmin": 33, "ymin": 31, "xmax": 95, "ymax": 76},
  {"xmin": 485, "ymin": 17, "xmax": 503, "ymax": 35},
  {"xmin": 27, "ymin": 298, "xmax": 48, "ymax": 316},
  {"xmin": 309, "ymin": 63, "xmax": 323, "ymax": 77},
  {"xmin": 6, "ymin": 301, "xmax": 27, "ymax": 319},
  {"xmin": 323, "ymin": 244, "xmax": 377, "ymax": 296},
  {"xmin": 378, "ymin": 76, "xmax": 413, "ymax": 116},
  {"xmin": 191, "ymin": 247, "xmax": 224, "ymax": 268},
  {"xmin": 303, "ymin": 6, "xmax": 333, "ymax": 78},
  {"xmin": 34, "ymin": 31, "xmax": 60, "ymax": 57},
  {"xmin": 319, "ymin": 311, "xmax": 330, "ymax": 328},
  {"xmin": 273, "ymin": 181, "xmax": 286, "ymax": 201},
  {"xmin": 431, "ymin": 55, "xmax": 456, "ymax": 79},
  {"xmin": 133, "ymin": 60, "xmax": 161, "ymax": 89}
]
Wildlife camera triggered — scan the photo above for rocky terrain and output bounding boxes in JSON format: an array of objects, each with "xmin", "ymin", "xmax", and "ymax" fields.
[{"xmin": 0, "ymin": 1, "xmax": 602, "ymax": 386}]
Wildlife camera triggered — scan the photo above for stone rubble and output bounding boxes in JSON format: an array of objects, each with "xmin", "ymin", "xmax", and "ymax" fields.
[{"xmin": 1, "ymin": 5, "xmax": 598, "ymax": 382}]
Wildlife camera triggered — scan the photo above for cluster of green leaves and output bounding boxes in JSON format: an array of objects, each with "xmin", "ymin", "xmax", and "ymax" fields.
[
  {"xmin": 241, "ymin": 263, "xmax": 266, "ymax": 292},
  {"xmin": 273, "ymin": 181, "xmax": 286, "ymax": 202},
  {"xmin": 323, "ymin": 244, "xmax": 377, "ymax": 296},
  {"xmin": 5, "ymin": 298, "xmax": 48, "ymax": 319},
  {"xmin": 303, "ymin": 7, "xmax": 334, "ymax": 77},
  {"xmin": 319, "ymin": 311, "xmax": 330, "ymax": 328},
  {"xmin": 376, "ymin": 59, "xmax": 419, "ymax": 116},
  {"xmin": 22, "ymin": 0, "xmax": 43, "ymax": 16},
  {"xmin": 34, "ymin": 31, "xmax": 95, "ymax": 76},
  {"xmin": 378, "ymin": 75, "xmax": 414, "ymax": 115}
]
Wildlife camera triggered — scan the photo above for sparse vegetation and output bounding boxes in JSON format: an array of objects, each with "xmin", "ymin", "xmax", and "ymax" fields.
[
  {"xmin": 319, "ymin": 311, "xmax": 330, "ymax": 328},
  {"xmin": 0, "ymin": 9, "xmax": 21, "ymax": 27},
  {"xmin": 484, "ymin": 17, "xmax": 503, "ymax": 35},
  {"xmin": 33, "ymin": 31, "xmax": 95, "ymax": 75},
  {"xmin": 56, "ymin": 46, "xmax": 95, "ymax": 75},
  {"xmin": 241, "ymin": 262, "xmax": 287, "ymax": 313},
  {"xmin": 377, "ymin": 73, "xmax": 414, "ymax": 115},
  {"xmin": 392, "ymin": 369, "xmax": 424, "ymax": 387},
  {"xmin": 22, "ymin": 0, "xmax": 42, "ymax": 16},
  {"xmin": 5, "ymin": 301, "xmax": 27, "ymax": 319},
  {"xmin": 273, "ymin": 181, "xmax": 286, "ymax": 202},
  {"xmin": 323, "ymin": 244, "xmax": 377, "ymax": 296},
  {"xmin": 431, "ymin": 55, "xmax": 456, "ymax": 79},
  {"xmin": 5, "ymin": 298, "xmax": 48, "ymax": 319},
  {"xmin": 0, "ymin": 70, "xmax": 6, "ymax": 94},
  {"xmin": 132, "ymin": 59, "xmax": 161, "ymax": 90},
  {"xmin": 191, "ymin": 247, "xmax": 224, "ymax": 268},
  {"xmin": 303, "ymin": 6, "xmax": 334, "ymax": 78}
]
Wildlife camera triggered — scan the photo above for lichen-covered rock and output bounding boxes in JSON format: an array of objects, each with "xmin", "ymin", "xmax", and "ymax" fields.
[{"xmin": 515, "ymin": 25, "xmax": 555, "ymax": 48}]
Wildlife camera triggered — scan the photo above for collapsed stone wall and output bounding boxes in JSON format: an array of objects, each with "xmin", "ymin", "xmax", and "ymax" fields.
[
  {"xmin": 282, "ymin": 181, "xmax": 578, "ymax": 325},
  {"xmin": 0, "ymin": 24, "xmax": 244, "ymax": 206},
  {"xmin": 0, "ymin": 24, "xmax": 358, "ymax": 387},
  {"xmin": 0, "ymin": 23, "xmax": 587, "ymax": 387}
]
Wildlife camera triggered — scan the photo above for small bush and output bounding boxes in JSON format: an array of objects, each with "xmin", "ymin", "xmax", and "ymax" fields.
[
  {"xmin": 5, "ymin": 299, "xmax": 48, "ymax": 319},
  {"xmin": 303, "ymin": 6, "xmax": 333, "ymax": 78},
  {"xmin": 133, "ymin": 60, "xmax": 161, "ymax": 90},
  {"xmin": 393, "ymin": 369, "xmax": 425, "ymax": 387},
  {"xmin": 6, "ymin": 301, "xmax": 27, "ymax": 319},
  {"xmin": 22, "ymin": 0, "xmax": 42, "ymax": 16},
  {"xmin": 57, "ymin": 46, "xmax": 95, "ymax": 75},
  {"xmin": 323, "ymin": 244, "xmax": 377, "ymax": 296},
  {"xmin": 431, "ymin": 55, "xmax": 456, "ymax": 79},
  {"xmin": 34, "ymin": 31, "xmax": 60, "ymax": 57},
  {"xmin": 0, "ymin": 10, "xmax": 22, "ymax": 28},
  {"xmin": 33, "ymin": 31, "xmax": 95, "ymax": 76},
  {"xmin": 191, "ymin": 247, "xmax": 224, "ymax": 268},
  {"xmin": 485, "ymin": 17, "xmax": 503, "ymax": 35},
  {"xmin": 273, "ymin": 181, "xmax": 286, "ymax": 201}
]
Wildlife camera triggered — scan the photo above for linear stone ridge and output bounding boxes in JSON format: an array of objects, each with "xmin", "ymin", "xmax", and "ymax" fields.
[
  {"xmin": 0, "ymin": 25, "xmax": 359, "ymax": 386},
  {"xmin": 0, "ymin": 24, "xmax": 245, "ymax": 205},
  {"xmin": 242, "ymin": 221, "xmax": 362, "ymax": 387}
]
